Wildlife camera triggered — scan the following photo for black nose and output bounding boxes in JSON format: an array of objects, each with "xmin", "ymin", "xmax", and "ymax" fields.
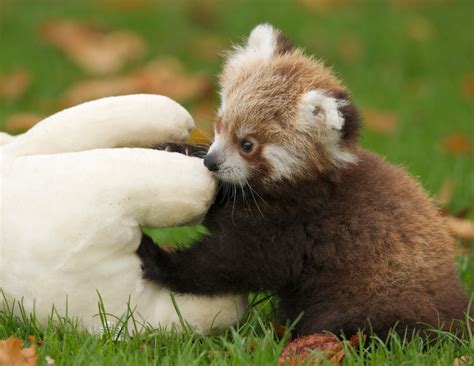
[{"xmin": 204, "ymin": 154, "xmax": 219, "ymax": 172}]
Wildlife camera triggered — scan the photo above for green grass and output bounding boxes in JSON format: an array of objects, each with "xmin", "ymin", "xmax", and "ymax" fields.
[{"xmin": 1, "ymin": 0, "xmax": 473, "ymax": 364}]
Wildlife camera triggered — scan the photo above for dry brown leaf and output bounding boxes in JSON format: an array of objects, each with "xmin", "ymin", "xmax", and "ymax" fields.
[
  {"xmin": 63, "ymin": 58, "xmax": 212, "ymax": 106},
  {"xmin": 40, "ymin": 20, "xmax": 145, "ymax": 75},
  {"xmin": 5, "ymin": 113, "xmax": 44, "ymax": 132},
  {"xmin": 445, "ymin": 216, "xmax": 474, "ymax": 240},
  {"xmin": 441, "ymin": 134, "xmax": 471, "ymax": 156},
  {"xmin": 437, "ymin": 179, "xmax": 454, "ymax": 206},
  {"xmin": 0, "ymin": 69, "xmax": 31, "ymax": 101},
  {"xmin": 279, "ymin": 333, "xmax": 363, "ymax": 366},
  {"xmin": 190, "ymin": 35, "xmax": 225, "ymax": 61},
  {"xmin": 362, "ymin": 109, "xmax": 399, "ymax": 134},
  {"xmin": 185, "ymin": 0, "xmax": 221, "ymax": 28},
  {"xmin": 453, "ymin": 355, "xmax": 470, "ymax": 366},
  {"xmin": 406, "ymin": 16, "xmax": 434, "ymax": 41},
  {"xmin": 272, "ymin": 324, "xmax": 289, "ymax": 339},
  {"xmin": 0, "ymin": 337, "xmax": 37, "ymax": 366},
  {"xmin": 461, "ymin": 75, "xmax": 474, "ymax": 98},
  {"xmin": 337, "ymin": 37, "xmax": 362, "ymax": 63}
]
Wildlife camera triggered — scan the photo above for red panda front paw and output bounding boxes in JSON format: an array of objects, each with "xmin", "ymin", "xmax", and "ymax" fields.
[
  {"xmin": 151, "ymin": 143, "xmax": 209, "ymax": 158},
  {"xmin": 136, "ymin": 235, "xmax": 175, "ymax": 284}
]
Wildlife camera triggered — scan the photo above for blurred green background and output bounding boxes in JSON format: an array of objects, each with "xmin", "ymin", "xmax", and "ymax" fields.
[{"xmin": 1, "ymin": 0, "xmax": 473, "ymax": 288}]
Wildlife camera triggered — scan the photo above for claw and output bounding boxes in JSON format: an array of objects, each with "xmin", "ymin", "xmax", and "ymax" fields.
[
  {"xmin": 185, "ymin": 147, "xmax": 190, "ymax": 156},
  {"xmin": 165, "ymin": 145, "xmax": 171, "ymax": 152}
]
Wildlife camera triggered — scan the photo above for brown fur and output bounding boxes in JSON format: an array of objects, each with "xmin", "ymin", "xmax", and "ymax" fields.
[{"xmin": 138, "ymin": 25, "xmax": 471, "ymax": 339}]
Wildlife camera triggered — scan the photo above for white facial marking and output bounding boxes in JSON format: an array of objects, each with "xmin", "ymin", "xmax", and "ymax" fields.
[
  {"xmin": 208, "ymin": 131, "xmax": 250, "ymax": 185},
  {"xmin": 263, "ymin": 144, "xmax": 302, "ymax": 181}
]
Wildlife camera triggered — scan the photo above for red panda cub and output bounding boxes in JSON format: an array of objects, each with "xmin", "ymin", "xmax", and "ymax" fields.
[{"xmin": 138, "ymin": 24, "xmax": 470, "ymax": 338}]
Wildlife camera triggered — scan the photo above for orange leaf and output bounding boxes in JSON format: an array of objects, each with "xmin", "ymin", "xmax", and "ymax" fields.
[
  {"xmin": 279, "ymin": 333, "xmax": 363, "ymax": 366},
  {"xmin": 441, "ymin": 134, "xmax": 471, "ymax": 156},
  {"xmin": 190, "ymin": 35, "xmax": 225, "ymax": 61},
  {"xmin": 437, "ymin": 179, "xmax": 454, "ymax": 206},
  {"xmin": 445, "ymin": 216, "xmax": 474, "ymax": 240},
  {"xmin": 0, "ymin": 337, "xmax": 37, "ymax": 366},
  {"xmin": 62, "ymin": 58, "xmax": 212, "ymax": 106},
  {"xmin": 5, "ymin": 113, "xmax": 44, "ymax": 132},
  {"xmin": 0, "ymin": 69, "xmax": 31, "ymax": 101},
  {"xmin": 453, "ymin": 356, "xmax": 470, "ymax": 366},
  {"xmin": 362, "ymin": 109, "xmax": 399, "ymax": 134},
  {"xmin": 461, "ymin": 75, "xmax": 474, "ymax": 98},
  {"xmin": 272, "ymin": 324, "xmax": 289, "ymax": 338},
  {"xmin": 40, "ymin": 20, "xmax": 145, "ymax": 75}
]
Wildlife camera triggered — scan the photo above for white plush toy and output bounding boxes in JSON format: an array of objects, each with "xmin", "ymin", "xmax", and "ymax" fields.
[{"xmin": 0, "ymin": 94, "xmax": 246, "ymax": 333}]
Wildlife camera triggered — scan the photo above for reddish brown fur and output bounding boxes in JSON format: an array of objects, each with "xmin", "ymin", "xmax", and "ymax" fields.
[{"xmin": 138, "ymin": 25, "xmax": 471, "ymax": 339}]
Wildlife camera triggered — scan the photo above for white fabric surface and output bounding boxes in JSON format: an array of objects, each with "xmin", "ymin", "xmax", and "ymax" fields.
[{"xmin": 0, "ymin": 94, "xmax": 246, "ymax": 333}]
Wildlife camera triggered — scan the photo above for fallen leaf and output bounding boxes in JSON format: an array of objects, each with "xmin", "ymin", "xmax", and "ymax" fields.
[
  {"xmin": 441, "ymin": 134, "xmax": 471, "ymax": 156},
  {"xmin": 63, "ymin": 58, "xmax": 212, "ymax": 106},
  {"xmin": 445, "ymin": 216, "xmax": 474, "ymax": 240},
  {"xmin": 190, "ymin": 35, "xmax": 225, "ymax": 61},
  {"xmin": 461, "ymin": 75, "xmax": 474, "ymax": 98},
  {"xmin": 406, "ymin": 16, "xmax": 434, "ymax": 41},
  {"xmin": 0, "ymin": 69, "xmax": 31, "ymax": 101},
  {"xmin": 279, "ymin": 333, "xmax": 363, "ymax": 366},
  {"xmin": 185, "ymin": 0, "xmax": 221, "ymax": 28},
  {"xmin": 272, "ymin": 324, "xmax": 289, "ymax": 339},
  {"xmin": 5, "ymin": 113, "xmax": 44, "ymax": 132},
  {"xmin": 437, "ymin": 179, "xmax": 454, "ymax": 206},
  {"xmin": 453, "ymin": 355, "xmax": 470, "ymax": 366},
  {"xmin": 40, "ymin": 20, "xmax": 145, "ymax": 75},
  {"xmin": 362, "ymin": 109, "xmax": 399, "ymax": 134},
  {"xmin": 0, "ymin": 337, "xmax": 37, "ymax": 366},
  {"xmin": 337, "ymin": 36, "xmax": 362, "ymax": 63}
]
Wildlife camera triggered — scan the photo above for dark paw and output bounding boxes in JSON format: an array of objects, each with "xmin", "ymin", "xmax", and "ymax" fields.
[
  {"xmin": 136, "ymin": 235, "xmax": 173, "ymax": 283},
  {"xmin": 151, "ymin": 143, "xmax": 209, "ymax": 158}
]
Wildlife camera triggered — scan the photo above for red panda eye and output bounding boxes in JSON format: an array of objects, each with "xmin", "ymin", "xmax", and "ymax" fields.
[{"xmin": 240, "ymin": 139, "xmax": 253, "ymax": 152}]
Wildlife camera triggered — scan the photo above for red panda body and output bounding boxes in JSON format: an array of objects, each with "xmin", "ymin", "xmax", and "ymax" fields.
[{"xmin": 138, "ymin": 25, "xmax": 470, "ymax": 338}]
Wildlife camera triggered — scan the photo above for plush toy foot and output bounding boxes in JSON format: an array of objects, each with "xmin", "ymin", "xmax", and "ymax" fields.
[{"xmin": 152, "ymin": 143, "xmax": 209, "ymax": 158}]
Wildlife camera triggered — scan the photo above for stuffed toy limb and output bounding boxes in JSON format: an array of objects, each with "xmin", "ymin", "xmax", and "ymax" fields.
[{"xmin": 0, "ymin": 94, "xmax": 247, "ymax": 333}]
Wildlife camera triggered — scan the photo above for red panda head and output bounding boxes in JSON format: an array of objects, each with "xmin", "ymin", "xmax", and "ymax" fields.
[{"xmin": 204, "ymin": 24, "xmax": 360, "ymax": 189}]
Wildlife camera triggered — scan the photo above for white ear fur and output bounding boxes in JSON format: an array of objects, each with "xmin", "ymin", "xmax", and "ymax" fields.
[
  {"xmin": 245, "ymin": 24, "xmax": 278, "ymax": 60},
  {"xmin": 298, "ymin": 90, "xmax": 345, "ymax": 131},
  {"xmin": 298, "ymin": 90, "xmax": 357, "ymax": 166}
]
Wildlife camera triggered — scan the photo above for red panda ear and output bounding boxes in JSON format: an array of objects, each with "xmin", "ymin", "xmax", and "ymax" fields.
[
  {"xmin": 230, "ymin": 24, "xmax": 293, "ymax": 64},
  {"xmin": 298, "ymin": 89, "xmax": 360, "ymax": 144},
  {"xmin": 275, "ymin": 31, "xmax": 293, "ymax": 55},
  {"xmin": 332, "ymin": 90, "xmax": 361, "ymax": 144}
]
